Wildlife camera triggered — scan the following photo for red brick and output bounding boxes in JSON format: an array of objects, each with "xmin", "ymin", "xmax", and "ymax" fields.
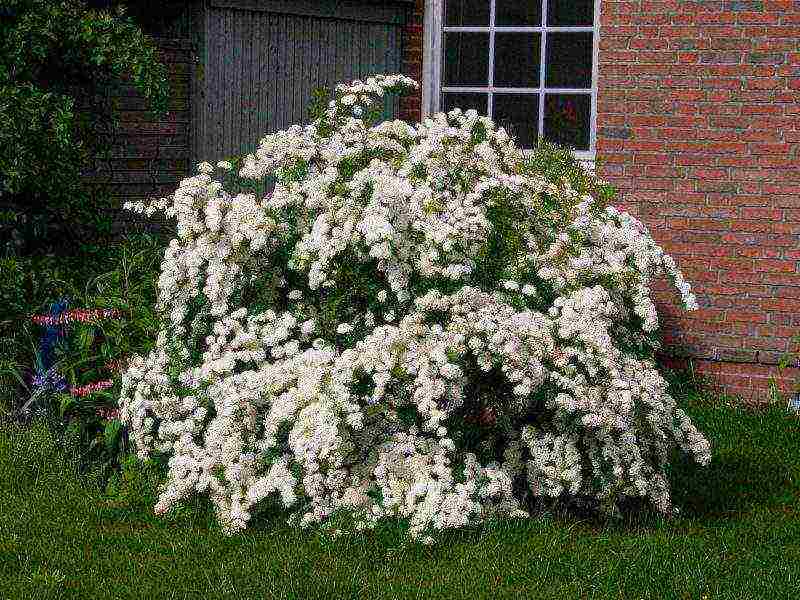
[
  {"xmin": 755, "ymin": 259, "xmax": 798, "ymax": 273},
  {"xmin": 742, "ymin": 106, "xmax": 786, "ymax": 118},
  {"xmin": 726, "ymin": 311, "xmax": 769, "ymax": 323},
  {"xmin": 705, "ymin": 142, "xmax": 749, "ymax": 153},
  {"xmin": 758, "ymin": 297, "xmax": 800, "ymax": 311}
]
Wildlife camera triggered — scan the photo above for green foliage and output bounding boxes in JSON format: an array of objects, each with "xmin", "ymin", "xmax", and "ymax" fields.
[
  {"xmin": 766, "ymin": 332, "xmax": 800, "ymax": 407},
  {"xmin": 0, "ymin": 233, "xmax": 166, "ymax": 489},
  {"xmin": 0, "ymin": 0, "xmax": 170, "ymax": 253},
  {"xmin": 307, "ymin": 86, "xmax": 332, "ymax": 125},
  {"xmin": 524, "ymin": 137, "xmax": 619, "ymax": 206},
  {"xmin": 102, "ymin": 450, "xmax": 167, "ymax": 508}
]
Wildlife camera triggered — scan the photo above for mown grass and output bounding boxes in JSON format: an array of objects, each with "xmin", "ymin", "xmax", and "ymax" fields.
[{"xmin": 1, "ymin": 366, "xmax": 798, "ymax": 600}]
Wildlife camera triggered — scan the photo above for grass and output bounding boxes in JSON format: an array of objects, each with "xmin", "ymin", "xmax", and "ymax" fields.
[{"xmin": 1, "ymin": 366, "xmax": 798, "ymax": 600}]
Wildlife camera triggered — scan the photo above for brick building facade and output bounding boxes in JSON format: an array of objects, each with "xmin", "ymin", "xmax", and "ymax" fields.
[{"xmin": 91, "ymin": 0, "xmax": 800, "ymax": 404}]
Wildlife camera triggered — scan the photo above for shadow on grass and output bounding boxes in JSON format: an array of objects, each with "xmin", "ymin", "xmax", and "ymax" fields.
[{"xmin": 668, "ymin": 426, "xmax": 798, "ymax": 521}]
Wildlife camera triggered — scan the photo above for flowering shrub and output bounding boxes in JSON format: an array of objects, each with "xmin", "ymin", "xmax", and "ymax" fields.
[{"xmin": 121, "ymin": 74, "xmax": 711, "ymax": 545}]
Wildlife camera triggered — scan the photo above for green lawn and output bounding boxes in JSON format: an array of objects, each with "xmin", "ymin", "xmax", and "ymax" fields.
[{"xmin": 1, "ymin": 369, "xmax": 798, "ymax": 600}]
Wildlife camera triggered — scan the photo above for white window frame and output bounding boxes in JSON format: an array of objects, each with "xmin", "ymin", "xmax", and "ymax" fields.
[{"xmin": 422, "ymin": 0, "xmax": 601, "ymax": 173}]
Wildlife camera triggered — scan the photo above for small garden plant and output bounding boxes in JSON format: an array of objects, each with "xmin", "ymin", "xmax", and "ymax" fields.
[{"xmin": 120, "ymin": 74, "xmax": 711, "ymax": 546}]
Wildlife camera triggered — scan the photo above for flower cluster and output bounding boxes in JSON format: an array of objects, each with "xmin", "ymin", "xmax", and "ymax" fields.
[
  {"xmin": 31, "ymin": 369, "xmax": 68, "ymax": 393},
  {"xmin": 31, "ymin": 308, "xmax": 122, "ymax": 327},
  {"xmin": 71, "ymin": 379, "xmax": 115, "ymax": 398},
  {"xmin": 120, "ymin": 74, "xmax": 710, "ymax": 546},
  {"xmin": 102, "ymin": 358, "xmax": 127, "ymax": 373},
  {"xmin": 96, "ymin": 406, "xmax": 121, "ymax": 420}
]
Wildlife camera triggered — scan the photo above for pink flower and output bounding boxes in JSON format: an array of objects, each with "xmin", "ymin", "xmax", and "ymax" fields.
[
  {"xmin": 31, "ymin": 308, "xmax": 123, "ymax": 327},
  {"xmin": 70, "ymin": 379, "xmax": 115, "ymax": 397},
  {"xmin": 96, "ymin": 406, "xmax": 120, "ymax": 420}
]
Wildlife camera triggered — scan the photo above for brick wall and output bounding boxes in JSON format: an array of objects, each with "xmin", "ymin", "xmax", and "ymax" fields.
[
  {"xmin": 399, "ymin": 0, "xmax": 800, "ymax": 404},
  {"xmin": 399, "ymin": 0, "xmax": 425, "ymax": 123},
  {"xmin": 596, "ymin": 0, "xmax": 800, "ymax": 403}
]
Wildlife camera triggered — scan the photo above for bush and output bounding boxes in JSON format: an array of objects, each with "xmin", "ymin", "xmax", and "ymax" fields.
[
  {"xmin": 120, "ymin": 74, "xmax": 711, "ymax": 546},
  {"xmin": 0, "ymin": 0, "xmax": 170, "ymax": 253}
]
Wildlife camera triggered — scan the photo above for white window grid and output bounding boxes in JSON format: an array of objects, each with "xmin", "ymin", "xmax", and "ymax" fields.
[{"xmin": 422, "ymin": 0, "xmax": 601, "ymax": 169}]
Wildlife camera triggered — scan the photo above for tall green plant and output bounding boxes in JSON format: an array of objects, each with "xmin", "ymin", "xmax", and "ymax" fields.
[{"xmin": 0, "ymin": 0, "xmax": 170, "ymax": 252}]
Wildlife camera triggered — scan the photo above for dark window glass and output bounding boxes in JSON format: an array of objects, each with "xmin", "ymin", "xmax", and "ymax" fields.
[
  {"xmin": 547, "ymin": 0, "xmax": 594, "ymax": 27},
  {"xmin": 445, "ymin": 0, "xmax": 490, "ymax": 27},
  {"xmin": 441, "ymin": 93, "xmax": 489, "ymax": 115},
  {"xmin": 493, "ymin": 33, "xmax": 541, "ymax": 87},
  {"xmin": 495, "ymin": 1, "xmax": 542, "ymax": 27},
  {"xmin": 543, "ymin": 93, "xmax": 591, "ymax": 151},
  {"xmin": 545, "ymin": 33, "xmax": 593, "ymax": 88},
  {"xmin": 443, "ymin": 33, "xmax": 490, "ymax": 86},
  {"xmin": 493, "ymin": 93, "xmax": 539, "ymax": 148}
]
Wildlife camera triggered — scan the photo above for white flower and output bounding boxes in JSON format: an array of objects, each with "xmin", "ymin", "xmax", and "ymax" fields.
[
  {"xmin": 119, "ymin": 73, "xmax": 709, "ymax": 548},
  {"xmin": 502, "ymin": 280, "xmax": 519, "ymax": 291},
  {"xmin": 301, "ymin": 319, "xmax": 316, "ymax": 336},
  {"xmin": 216, "ymin": 160, "xmax": 233, "ymax": 171}
]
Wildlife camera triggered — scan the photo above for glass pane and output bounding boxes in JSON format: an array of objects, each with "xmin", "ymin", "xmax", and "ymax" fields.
[
  {"xmin": 445, "ymin": 0, "xmax": 490, "ymax": 27},
  {"xmin": 495, "ymin": 0, "xmax": 542, "ymax": 27},
  {"xmin": 441, "ymin": 93, "xmax": 488, "ymax": 116},
  {"xmin": 545, "ymin": 33, "xmax": 593, "ymax": 88},
  {"xmin": 547, "ymin": 0, "xmax": 594, "ymax": 27},
  {"xmin": 443, "ymin": 33, "xmax": 490, "ymax": 86},
  {"xmin": 493, "ymin": 33, "xmax": 541, "ymax": 87},
  {"xmin": 543, "ymin": 93, "xmax": 591, "ymax": 151},
  {"xmin": 493, "ymin": 93, "xmax": 539, "ymax": 149}
]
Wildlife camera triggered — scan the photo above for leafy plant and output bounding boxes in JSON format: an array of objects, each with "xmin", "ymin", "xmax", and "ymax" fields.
[
  {"xmin": 1, "ymin": 233, "xmax": 165, "ymax": 489},
  {"xmin": 766, "ymin": 332, "xmax": 800, "ymax": 409},
  {"xmin": 0, "ymin": 0, "xmax": 169, "ymax": 253}
]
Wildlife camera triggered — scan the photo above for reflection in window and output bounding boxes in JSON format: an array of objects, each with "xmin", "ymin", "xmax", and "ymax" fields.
[
  {"xmin": 493, "ymin": 33, "xmax": 541, "ymax": 88},
  {"xmin": 443, "ymin": 32, "xmax": 490, "ymax": 87},
  {"xmin": 545, "ymin": 33, "xmax": 593, "ymax": 89},
  {"xmin": 547, "ymin": 0, "xmax": 594, "ymax": 27},
  {"xmin": 495, "ymin": 0, "xmax": 541, "ymax": 27},
  {"xmin": 445, "ymin": 0, "xmax": 490, "ymax": 27},
  {"xmin": 494, "ymin": 93, "xmax": 539, "ymax": 149},
  {"xmin": 544, "ymin": 94, "xmax": 591, "ymax": 151},
  {"xmin": 441, "ymin": 93, "xmax": 488, "ymax": 115}
]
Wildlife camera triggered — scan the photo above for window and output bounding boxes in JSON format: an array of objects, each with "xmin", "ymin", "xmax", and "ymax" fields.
[{"xmin": 422, "ymin": 0, "xmax": 600, "ymax": 169}]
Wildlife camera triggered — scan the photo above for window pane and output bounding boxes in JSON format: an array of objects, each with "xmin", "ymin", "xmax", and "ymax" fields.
[
  {"xmin": 445, "ymin": 0, "xmax": 490, "ymax": 27},
  {"xmin": 495, "ymin": 0, "xmax": 542, "ymax": 27},
  {"xmin": 543, "ymin": 93, "xmax": 591, "ymax": 151},
  {"xmin": 493, "ymin": 33, "xmax": 541, "ymax": 87},
  {"xmin": 443, "ymin": 33, "xmax": 489, "ymax": 86},
  {"xmin": 545, "ymin": 33, "xmax": 593, "ymax": 88},
  {"xmin": 441, "ymin": 93, "xmax": 488, "ymax": 116},
  {"xmin": 493, "ymin": 93, "xmax": 539, "ymax": 149},
  {"xmin": 547, "ymin": 0, "xmax": 594, "ymax": 27}
]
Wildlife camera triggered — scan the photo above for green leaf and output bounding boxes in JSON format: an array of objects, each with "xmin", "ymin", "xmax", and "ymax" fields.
[
  {"xmin": 58, "ymin": 394, "xmax": 76, "ymax": 419},
  {"xmin": 104, "ymin": 419, "xmax": 122, "ymax": 453}
]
